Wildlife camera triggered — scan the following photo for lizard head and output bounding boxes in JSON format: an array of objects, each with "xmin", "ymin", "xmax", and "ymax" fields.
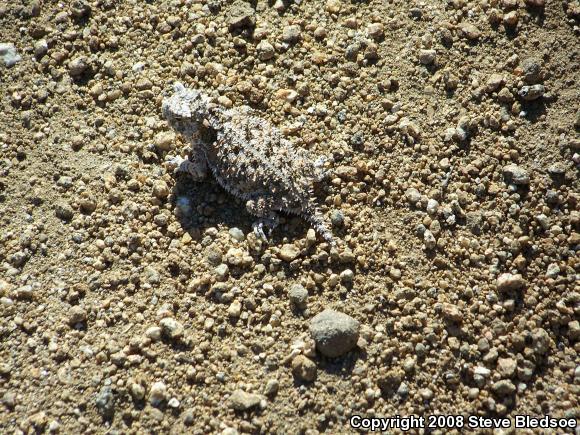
[{"xmin": 162, "ymin": 82, "xmax": 210, "ymax": 139}]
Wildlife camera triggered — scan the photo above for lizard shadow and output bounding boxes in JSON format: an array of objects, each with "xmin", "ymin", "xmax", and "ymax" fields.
[
  {"xmin": 171, "ymin": 174, "xmax": 254, "ymax": 236},
  {"xmin": 170, "ymin": 174, "xmax": 317, "ymax": 244}
]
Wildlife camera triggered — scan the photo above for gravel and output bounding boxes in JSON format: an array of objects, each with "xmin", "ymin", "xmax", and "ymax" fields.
[{"xmin": 0, "ymin": 0, "xmax": 577, "ymax": 432}]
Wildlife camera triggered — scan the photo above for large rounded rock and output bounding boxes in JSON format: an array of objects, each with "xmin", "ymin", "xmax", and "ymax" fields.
[{"xmin": 309, "ymin": 309, "xmax": 360, "ymax": 357}]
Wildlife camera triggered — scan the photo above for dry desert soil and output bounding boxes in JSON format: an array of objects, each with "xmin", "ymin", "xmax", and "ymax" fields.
[{"xmin": 1, "ymin": 0, "xmax": 579, "ymax": 434}]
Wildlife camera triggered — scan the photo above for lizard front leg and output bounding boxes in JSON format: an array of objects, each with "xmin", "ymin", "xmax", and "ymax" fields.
[
  {"xmin": 245, "ymin": 197, "xmax": 280, "ymax": 242},
  {"xmin": 168, "ymin": 145, "xmax": 208, "ymax": 181}
]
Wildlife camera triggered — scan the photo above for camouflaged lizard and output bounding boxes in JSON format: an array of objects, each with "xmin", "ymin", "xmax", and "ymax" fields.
[{"xmin": 162, "ymin": 82, "xmax": 334, "ymax": 244}]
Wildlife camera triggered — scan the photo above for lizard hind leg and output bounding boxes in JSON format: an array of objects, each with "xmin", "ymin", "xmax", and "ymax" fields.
[
  {"xmin": 246, "ymin": 198, "xmax": 280, "ymax": 242},
  {"xmin": 179, "ymin": 158, "xmax": 208, "ymax": 181},
  {"xmin": 312, "ymin": 155, "xmax": 330, "ymax": 182}
]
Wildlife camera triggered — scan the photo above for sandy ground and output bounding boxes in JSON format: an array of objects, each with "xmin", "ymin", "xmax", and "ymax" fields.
[{"xmin": 1, "ymin": 0, "xmax": 579, "ymax": 433}]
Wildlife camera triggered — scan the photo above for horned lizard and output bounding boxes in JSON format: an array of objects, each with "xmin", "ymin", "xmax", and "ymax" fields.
[{"xmin": 162, "ymin": 82, "xmax": 334, "ymax": 244}]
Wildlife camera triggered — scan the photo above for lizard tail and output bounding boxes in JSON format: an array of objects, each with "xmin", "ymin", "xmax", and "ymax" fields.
[{"xmin": 303, "ymin": 208, "xmax": 335, "ymax": 246}]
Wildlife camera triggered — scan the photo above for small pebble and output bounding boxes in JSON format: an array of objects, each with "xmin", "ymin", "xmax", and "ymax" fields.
[
  {"xmin": 325, "ymin": 0, "xmax": 341, "ymax": 13},
  {"xmin": 518, "ymin": 85, "xmax": 545, "ymax": 101},
  {"xmin": 34, "ymin": 40, "xmax": 48, "ymax": 59},
  {"xmin": 278, "ymin": 244, "xmax": 300, "ymax": 262},
  {"xmin": 521, "ymin": 58, "xmax": 542, "ymax": 84},
  {"xmin": 130, "ymin": 383, "xmax": 145, "ymax": 401},
  {"xmin": 256, "ymin": 40, "xmax": 275, "ymax": 61},
  {"xmin": 227, "ymin": 300, "xmax": 242, "ymax": 318},
  {"xmin": 227, "ymin": 0, "xmax": 255, "ymax": 30},
  {"xmin": 423, "ymin": 229, "xmax": 436, "ymax": 250},
  {"xmin": 497, "ymin": 357, "xmax": 517, "ymax": 378},
  {"xmin": 367, "ymin": 23, "xmax": 384, "ymax": 39},
  {"xmin": 167, "ymin": 397, "xmax": 180, "ymax": 408},
  {"xmin": 496, "ymin": 273, "xmax": 526, "ymax": 292},
  {"xmin": 153, "ymin": 180, "xmax": 170, "ymax": 199},
  {"xmin": 68, "ymin": 57, "xmax": 89, "ymax": 77},
  {"xmin": 228, "ymin": 390, "xmax": 262, "ymax": 411},
  {"xmin": 228, "ymin": 227, "xmax": 245, "ymax": 241},
  {"xmin": 503, "ymin": 164, "xmax": 530, "ymax": 185},
  {"xmin": 405, "ymin": 188, "xmax": 422, "ymax": 205},
  {"xmin": 330, "ymin": 210, "xmax": 345, "ymax": 227},
  {"xmin": 0, "ymin": 43, "xmax": 21, "ymax": 67},
  {"xmin": 340, "ymin": 269, "xmax": 354, "ymax": 283},
  {"xmin": 291, "ymin": 355, "xmax": 317, "ymax": 382},
  {"xmin": 159, "ymin": 317, "xmax": 184, "ymax": 340},
  {"xmin": 426, "ymin": 199, "xmax": 439, "ymax": 215},
  {"xmin": 79, "ymin": 198, "xmax": 97, "ymax": 214},
  {"xmin": 182, "ymin": 409, "xmax": 195, "ymax": 425},
  {"xmin": 492, "ymin": 380, "xmax": 516, "ymax": 397},
  {"xmin": 281, "ymin": 25, "xmax": 301, "ymax": 44},
  {"xmin": 503, "ymin": 11, "xmax": 518, "ymax": 26},
  {"xmin": 486, "ymin": 74, "xmax": 504, "ymax": 93},
  {"xmin": 288, "ymin": 284, "xmax": 308, "ymax": 309},
  {"xmin": 67, "ymin": 306, "xmax": 87, "ymax": 326},
  {"xmin": 55, "ymin": 203, "xmax": 74, "ymax": 221},
  {"xmin": 531, "ymin": 328, "xmax": 550, "ymax": 355},
  {"xmin": 2, "ymin": 391, "xmax": 16, "ymax": 409},
  {"xmin": 418, "ymin": 49, "xmax": 436, "ymax": 65},
  {"xmin": 214, "ymin": 264, "xmax": 229, "ymax": 280},
  {"xmin": 155, "ymin": 132, "xmax": 175, "ymax": 151},
  {"xmin": 95, "ymin": 386, "xmax": 115, "ymax": 419},
  {"xmin": 149, "ymin": 381, "xmax": 168, "ymax": 406},
  {"xmin": 545, "ymin": 263, "xmax": 560, "ymax": 278},
  {"xmin": 145, "ymin": 326, "xmax": 162, "ymax": 341},
  {"xmin": 263, "ymin": 379, "xmax": 279, "ymax": 396},
  {"xmin": 441, "ymin": 303, "xmax": 462, "ymax": 323},
  {"xmin": 458, "ymin": 23, "xmax": 481, "ymax": 40}
]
